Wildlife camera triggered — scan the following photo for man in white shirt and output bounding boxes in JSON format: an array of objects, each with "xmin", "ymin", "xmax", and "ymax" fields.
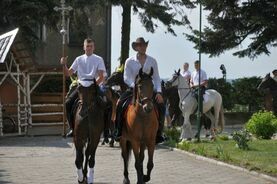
[
  {"xmin": 180, "ymin": 62, "xmax": 191, "ymax": 82},
  {"xmin": 60, "ymin": 38, "xmax": 106, "ymax": 137},
  {"xmin": 115, "ymin": 37, "xmax": 165, "ymax": 143},
  {"xmin": 190, "ymin": 60, "xmax": 208, "ymax": 113}
]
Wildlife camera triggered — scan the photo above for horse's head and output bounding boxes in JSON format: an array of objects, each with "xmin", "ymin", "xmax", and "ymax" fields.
[
  {"xmin": 106, "ymin": 72, "xmax": 123, "ymax": 86},
  {"xmin": 165, "ymin": 69, "xmax": 183, "ymax": 88},
  {"xmin": 77, "ymin": 81, "xmax": 98, "ymax": 107},
  {"xmin": 257, "ymin": 73, "xmax": 274, "ymax": 93},
  {"xmin": 135, "ymin": 67, "xmax": 154, "ymax": 113}
]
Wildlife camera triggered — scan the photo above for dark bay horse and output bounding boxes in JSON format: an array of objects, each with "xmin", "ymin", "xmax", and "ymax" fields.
[
  {"xmin": 105, "ymin": 71, "xmax": 128, "ymax": 93},
  {"xmin": 74, "ymin": 83, "xmax": 105, "ymax": 184},
  {"xmin": 257, "ymin": 73, "xmax": 277, "ymax": 115},
  {"xmin": 102, "ymin": 86, "xmax": 120, "ymax": 147},
  {"xmin": 120, "ymin": 68, "xmax": 158, "ymax": 184}
]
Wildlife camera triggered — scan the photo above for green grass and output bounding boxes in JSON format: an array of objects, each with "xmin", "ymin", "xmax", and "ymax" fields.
[{"xmin": 164, "ymin": 138, "xmax": 277, "ymax": 177}]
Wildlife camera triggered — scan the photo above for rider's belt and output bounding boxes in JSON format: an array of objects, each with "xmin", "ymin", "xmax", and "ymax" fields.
[{"xmin": 83, "ymin": 78, "xmax": 94, "ymax": 81}]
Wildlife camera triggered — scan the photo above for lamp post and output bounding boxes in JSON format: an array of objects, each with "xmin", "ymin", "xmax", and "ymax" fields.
[
  {"xmin": 196, "ymin": 1, "xmax": 203, "ymax": 142},
  {"xmin": 220, "ymin": 64, "xmax": 226, "ymax": 81},
  {"xmin": 54, "ymin": 0, "xmax": 72, "ymax": 136}
]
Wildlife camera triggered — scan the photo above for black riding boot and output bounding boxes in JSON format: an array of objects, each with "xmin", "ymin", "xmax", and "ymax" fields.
[
  {"xmin": 156, "ymin": 103, "xmax": 166, "ymax": 144},
  {"xmin": 114, "ymin": 106, "xmax": 123, "ymax": 141}
]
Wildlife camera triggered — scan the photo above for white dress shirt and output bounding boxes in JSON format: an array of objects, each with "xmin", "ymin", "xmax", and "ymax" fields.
[
  {"xmin": 124, "ymin": 54, "xmax": 162, "ymax": 92},
  {"xmin": 180, "ymin": 70, "xmax": 191, "ymax": 81},
  {"xmin": 191, "ymin": 69, "xmax": 207, "ymax": 86},
  {"xmin": 70, "ymin": 54, "xmax": 106, "ymax": 87}
]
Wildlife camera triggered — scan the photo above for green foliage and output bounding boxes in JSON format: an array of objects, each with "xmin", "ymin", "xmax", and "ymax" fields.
[
  {"xmin": 216, "ymin": 144, "xmax": 231, "ymax": 161},
  {"xmin": 232, "ymin": 129, "xmax": 251, "ymax": 150},
  {"xmin": 217, "ymin": 134, "xmax": 229, "ymax": 141},
  {"xmin": 177, "ymin": 140, "xmax": 191, "ymax": 151},
  {"xmin": 0, "ymin": 0, "xmax": 60, "ymax": 49},
  {"xmin": 232, "ymin": 77, "xmax": 263, "ymax": 112},
  {"xmin": 208, "ymin": 78, "xmax": 235, "ymax": 110},
  {"xmin": 164, "ymin": 127, "xmax": 181, "ymax": 143},
  {"xmin": 186, "ymin": 0, "xmax": 277, "ymax": 59},
  {"xmin": 245, "ymin": 111, "xmax": 277, "ymax": 139}
]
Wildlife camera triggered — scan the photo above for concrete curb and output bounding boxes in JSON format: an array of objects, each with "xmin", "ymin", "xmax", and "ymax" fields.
[{"xmin": 159, "ymin": 144, "xmax": 277, "ymax": 183}]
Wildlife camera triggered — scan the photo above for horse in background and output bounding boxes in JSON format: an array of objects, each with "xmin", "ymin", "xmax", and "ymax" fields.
[
  {"xmin": 105, "ymin": 71, "xmax": 128, "ymax": 93},
  {"xmin": 257, "ymin": 73, "xmax": 277, "ymax": 115},
  {"xmin": 166, "ymin": 70, "xmax": 224, "ymax": 140},
  {"xmin": 102, "ymin": 86, "xmax": 120, "ymax": 147},
  {"xmin": 120, "ymin": 68, "xmax": 158, "ymax": 184},
  {"xmin": 161, "ymin": 80, "xmax": 184, "ymax": 127},
  {"xmin": 73, "ymin": 82, "xmax": 105, "ymax": 184}
]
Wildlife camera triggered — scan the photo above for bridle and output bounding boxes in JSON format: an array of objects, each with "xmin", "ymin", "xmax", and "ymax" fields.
[{"xmin": 168, "ymin": 74, "xmax": 192, "ymax": 102}]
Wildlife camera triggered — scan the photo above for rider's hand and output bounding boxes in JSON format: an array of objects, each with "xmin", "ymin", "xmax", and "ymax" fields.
[
  {"xmin": 155, "ymin": 93, "xmax": 164, "ymax": 104},
  {"xmin": 60, "ymin": 56, "xmax": 68, "ymax": 65}
]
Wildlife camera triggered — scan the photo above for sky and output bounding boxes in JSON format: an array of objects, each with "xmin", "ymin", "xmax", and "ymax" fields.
[{"xmin": 110, "ymin": 6, "xmax": 276, "ymax": 80}]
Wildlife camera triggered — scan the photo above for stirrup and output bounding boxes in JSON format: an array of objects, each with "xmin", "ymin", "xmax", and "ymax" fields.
[{"xmin": 66, "ymin": 129, "xmax": 73, "ymax": 137}]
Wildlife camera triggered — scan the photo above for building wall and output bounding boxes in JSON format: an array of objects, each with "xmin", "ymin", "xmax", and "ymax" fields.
[{"xmin": 34, "ymin": 5, "xmax": 111, "ymax": 74}]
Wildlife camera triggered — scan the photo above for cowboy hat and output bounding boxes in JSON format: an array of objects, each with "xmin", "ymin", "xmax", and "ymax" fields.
[{"xmin": 131, "ymin": 37, "xmax": 149, "ymax": 51}]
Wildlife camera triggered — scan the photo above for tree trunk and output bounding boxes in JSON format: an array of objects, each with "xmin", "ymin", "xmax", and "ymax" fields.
[{"xmin": 120, "ymin": 2, "xmax": 131, "ymax": 66}]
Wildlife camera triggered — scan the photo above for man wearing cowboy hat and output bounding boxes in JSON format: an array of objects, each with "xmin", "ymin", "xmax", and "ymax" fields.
[{"xmin": 114, "ymin": 37, "xmax": 166, "ymax": 144}]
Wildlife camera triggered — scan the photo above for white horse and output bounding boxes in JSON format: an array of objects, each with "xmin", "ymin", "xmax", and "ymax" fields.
[{"xmin": 166, "ymin": 70, "xmax": 225, "ymax": 140}]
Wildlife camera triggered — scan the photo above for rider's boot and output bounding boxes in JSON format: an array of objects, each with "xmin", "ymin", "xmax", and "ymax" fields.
[
  {"xmin": 66, "ymin": 120, "xmax": 73, "ymax": 137},
  {"xmin": 156, "ymin": 104, "xmax": 166, "ymax": 144},
  {"xmin": 114, "ymin": 106, "xmax": 123, "ymax": 142}
]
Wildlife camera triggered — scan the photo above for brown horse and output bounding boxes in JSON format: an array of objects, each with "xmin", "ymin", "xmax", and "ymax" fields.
[
  {"xmin": 120, "ymin": 68, "xmax": 158, "ymax": 184},
  {"xmin": 73, "ymin": 82, "xmax": 105, "ymax": 184}
]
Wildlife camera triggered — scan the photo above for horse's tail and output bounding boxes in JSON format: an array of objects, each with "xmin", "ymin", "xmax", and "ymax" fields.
[
  {"xmin": 218, "ymin": 105, "xmax": 225, "ymax": 133},
  {"xmin": 125, "ymin": 140, "xmax": 132, "ymax": 163}
]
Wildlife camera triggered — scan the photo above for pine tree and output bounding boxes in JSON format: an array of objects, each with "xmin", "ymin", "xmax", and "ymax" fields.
[{"xmin": 186, "ymin": 0, "xmax": 277, "ymax": 59}]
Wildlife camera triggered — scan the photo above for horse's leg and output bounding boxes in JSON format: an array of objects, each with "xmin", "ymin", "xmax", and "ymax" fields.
[
  {"xmin": 86, "ymin": 133, "xmax": 102, "ymax": 184},
  {"xmin": 133, "ymin": 142, "xmax": 144, "ymax": 184},
  {"xmin": 109, "ymin": 120, "xmax": 115, "ymax": 147},
  {"xmin": 121, "ymin": 139, "xmax": 131, "ymax": 184},
  {"xmin": 204, "ymin": 111, "xmax": 215, "ymax": 138},
  {"xmin": 181, "ymin": 112, "xmax": 193, "ymax": 140},
  {"xmin": 144, "ymin": 143, "xmax": 155, "ymax": 182},
  {"xmin": 75, "ymin": 144, "xmax": 85, "ymax": 183}
]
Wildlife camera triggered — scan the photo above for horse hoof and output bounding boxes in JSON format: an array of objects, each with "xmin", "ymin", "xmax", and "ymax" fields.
[
  {"xmin": 143, "ymin": 175, "xmax": 150, "ymax": 182},
  {"xmin": 78, "ymin": 179, "xmax": 84, "ymax": 183},
  {"xmin": 123, "ymin": 178, "xmax": 130, "ymax": 184}
]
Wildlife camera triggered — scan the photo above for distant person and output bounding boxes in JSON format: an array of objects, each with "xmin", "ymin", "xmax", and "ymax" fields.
[
  {"xmin": 190, "ymin": 60, "xmax": 208, "ymax": 112},
  {"xmin": 180, "ymin": 62, "xmax": 191, "ymax": 82},
  {"xmin": 273, "ymin": 69, "xmax": 277, "ymax": 82}
]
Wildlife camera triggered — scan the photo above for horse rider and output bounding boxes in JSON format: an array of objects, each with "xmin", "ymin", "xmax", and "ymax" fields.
[
  {"xmin": 60, "ymin": 38, "xmax": 106, "ymax": 137},
  {"xmin": 190, "ymin": 60, "xmax": 208, "ymax": 113},
  {"xmin": 114, "ymin": 37, "xmax": 166, "ymax": 144},
  {"xmin": 180, "ymin": 62, "xmax": 191, "ymax": 82}
]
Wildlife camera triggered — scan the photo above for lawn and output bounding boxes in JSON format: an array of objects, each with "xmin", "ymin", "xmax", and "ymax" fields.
[{"xmin": 164, "ymin": 137, "xmax": 277, "ymax": 177}]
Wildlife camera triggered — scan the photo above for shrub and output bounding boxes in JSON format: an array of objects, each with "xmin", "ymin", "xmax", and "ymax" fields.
[
  {"xmin": 164, "ymin": 127, "xmax": 181, "ymax": 142},
  {"xmin": 245, "ymin": 111, "xmax": 277, "ymax": 139},
  {"xmin": 232, "ymin": 129, "xmax": 251, "ymax": 150}
]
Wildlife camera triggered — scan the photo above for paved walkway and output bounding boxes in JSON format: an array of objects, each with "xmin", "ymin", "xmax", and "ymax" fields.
[{"xmin": 0, "ymin": 136, "xmax": 275, "ymax": 184}]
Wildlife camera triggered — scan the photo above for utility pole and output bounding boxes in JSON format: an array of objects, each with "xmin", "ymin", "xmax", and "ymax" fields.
[
  {"xmin": 196, "ymin": 2, "xmax": 203, "ymax": 142},
  {"xmin": 54, "ymin": 0, "xmax": 72, "ymax": 136}
]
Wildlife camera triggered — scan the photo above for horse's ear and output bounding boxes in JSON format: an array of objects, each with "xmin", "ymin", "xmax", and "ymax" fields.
[
  {"xmin": 149, "ymin": 67, "xmax": 153, "ymax": 76},
  {"xmin": 139, "ymin": 68, "xmax": 143, "ymax": 77},
  {"xmin": 177, "ymin": 69, "xmax": 180, "ymax": 75}
]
